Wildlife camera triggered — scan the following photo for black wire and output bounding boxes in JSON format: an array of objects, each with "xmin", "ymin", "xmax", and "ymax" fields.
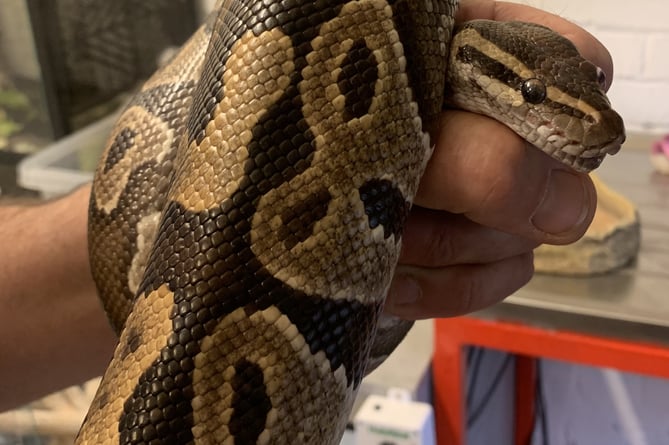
[
  {"xmin": 467, "ymin": 352, "xmax": 513, "ymax": 427},
  {"xmin": 466, "ymin": 345, "xmax": 475, "ymax": 365},
  {"xmin": 536, "ymin": 360, "xmax": 549, "ymax": 445},
  {"xmin": 466, "ymin": 347, "xmax": 484, "ymax": 409}
]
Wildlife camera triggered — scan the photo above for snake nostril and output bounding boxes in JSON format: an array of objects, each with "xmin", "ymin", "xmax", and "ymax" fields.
[{"xmin": 596, "ymin": 66, "xmax": 607, "ymax": 90}]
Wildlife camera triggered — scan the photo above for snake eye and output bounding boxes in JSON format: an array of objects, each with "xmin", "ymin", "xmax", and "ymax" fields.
[{"xmin": 521, "ymin": 78, "xmax": 547, "ymax": 104}]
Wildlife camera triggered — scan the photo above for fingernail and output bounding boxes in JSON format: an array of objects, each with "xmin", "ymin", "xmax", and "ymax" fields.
[
  {"xmin": 532, "ymin": 169, "xmax": 590, "ymax": 235},
  {"xmin": 388, "ymin": 274, "xmax": 422, "ymax": 307}
]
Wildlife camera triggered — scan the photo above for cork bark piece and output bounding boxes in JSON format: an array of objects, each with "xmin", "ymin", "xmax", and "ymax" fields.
[{"xmin": 534, "ymin": 173, "xmax": 640, "ymax": 275}]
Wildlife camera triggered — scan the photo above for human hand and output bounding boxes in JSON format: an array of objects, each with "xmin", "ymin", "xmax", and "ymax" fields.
[{"xmin": 385, "ymin": 0, "xmax": 613, "ymax": 319}]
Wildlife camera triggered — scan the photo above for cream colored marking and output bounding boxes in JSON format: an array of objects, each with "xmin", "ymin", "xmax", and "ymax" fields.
[
  {"xmin": 75, "ymin": 285, "xmax": 175, "ymax": 444},
  {"xmin": 251, "ymin": 0, "xmax": 431, "ymax": 304},
  {"xmin": 169, "ymin": 28, "xmax": 295, "ymax": 212},
  {"xmin": 453, "ymin": 28, "xmax": 534, "ymax": 79},
  {"xmin": 93, "ymin": 106, "xmax": 174, "ymax": 214},
  {"xmin": 192, "ymin": 306, "xmax": 353, "ymax": 445},
  {"xmin": 481, "ymin": 75, "xmax": 525, "ymax": 107},
  {"xmin": 128, "ymin": 211, "xmax": 162, "ymax": 294},
  {"xmin": 455, "ymin": 28, "xmax": 603, "ymax": 121},
  {"xmin": 546, "ymin": 85, "xmax": 602, "ymax": 122}
]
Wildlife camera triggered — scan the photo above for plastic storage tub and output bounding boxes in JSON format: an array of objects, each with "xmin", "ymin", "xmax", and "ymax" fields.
[{"xmin": 18, "ymin": 114, "xmax": 116, "ymax": 198}]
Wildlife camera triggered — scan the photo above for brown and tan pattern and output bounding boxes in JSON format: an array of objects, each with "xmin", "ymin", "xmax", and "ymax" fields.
[
  {"xmin": 169, "ymin": 27, "xmax": 295, "ymax": 213},
  {"xmin": 252, "ymin": 0, "xmax": 432, "ymax": 303},
  {"xmin": 89, "ymin": 21, "xmax": 213, "ymax": 332},
  {"xmin": 82, "ymin": 1, "xmax": 625, "ymax": 444},
  {"xmin": 191, "ymin": 306, "xmax": 353, "ymax": 444},
  {"xmin": 76, "ymin": 285, "xmax": 175, "ymax": 444}
]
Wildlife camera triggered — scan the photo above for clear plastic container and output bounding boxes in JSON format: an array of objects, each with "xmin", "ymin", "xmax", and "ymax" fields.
[{"xmin": 17, "ymin": 114, "xmax": 114, "ymax": 198}]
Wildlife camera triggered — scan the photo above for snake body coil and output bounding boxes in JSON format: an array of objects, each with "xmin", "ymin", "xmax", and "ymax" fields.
[{"xmin": 81, "ymin": 1, "xmax": 624, "ymax": 444}]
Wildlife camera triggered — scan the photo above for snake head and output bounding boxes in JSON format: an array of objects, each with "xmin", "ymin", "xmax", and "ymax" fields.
[{"xmin": 445, "ymin": 20, "xmax": 625, "ymax": 173}]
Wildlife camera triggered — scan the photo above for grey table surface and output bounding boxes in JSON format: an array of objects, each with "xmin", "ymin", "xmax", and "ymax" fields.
[{"xmin": 476, "ymin": 148, "xmax": 669, "ymax": 346}]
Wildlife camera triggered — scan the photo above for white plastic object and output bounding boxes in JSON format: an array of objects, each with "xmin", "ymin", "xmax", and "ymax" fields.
[{"xmin": 353, "ymin": 394, "xmax": 435, "ymax": 445}]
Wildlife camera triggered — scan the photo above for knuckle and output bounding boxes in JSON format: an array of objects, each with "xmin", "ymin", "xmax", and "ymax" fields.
[{"xmin": 427, "ymin": 225, "xmax": 458, "ymax": 266}]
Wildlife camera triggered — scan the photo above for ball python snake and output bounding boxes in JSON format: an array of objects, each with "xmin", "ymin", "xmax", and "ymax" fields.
[{"xmin": 80, "ymin": 0, "xmax": 625, "ymax": 443}]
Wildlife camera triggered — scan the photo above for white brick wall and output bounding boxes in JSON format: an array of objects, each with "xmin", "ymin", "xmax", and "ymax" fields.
[{"xmin": 514, "ymin": 0, "xmax": 669, "ymax": 134}]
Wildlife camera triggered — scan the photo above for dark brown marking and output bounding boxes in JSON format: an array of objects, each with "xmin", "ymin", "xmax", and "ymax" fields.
[
  {"xmin": 337, "ymin": 38, "xmax": 378, "ymax": 121},
  {"xmin": 279, "ymin": 187, "xmax": 332, "ymax": 250},
  {"xmin": 229, "ymin": 359, "xmax": 271, "ymax": 445},
  {"xmin": 96, "ymin": 390, "xmax": 109, "ymax": 410},
  {"xmin": 359, "ymin": 179, "xmax": 411, "ymax": 240},
  {"xmin": 119, "ymin": 352, "xmax": 194, "ymax": 445},
  {"xmin": 120, "ymin": 327, "xmax": 142, "ymax": 359},
  {"xmin": 103, "ymin": 128, "xmax": 136, "ymax": 174},
  {"xmin": 455, "ymin": 44, "xmax": 523, "ymax": 89},
  {"xmin": 544, "ymin": 98, "xmax": 587, "ymax": 120}
]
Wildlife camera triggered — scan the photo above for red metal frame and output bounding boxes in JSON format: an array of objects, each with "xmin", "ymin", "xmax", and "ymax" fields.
[{"xmin": 432, "ymin": 316, "xmax": 669, "ymax": 445}]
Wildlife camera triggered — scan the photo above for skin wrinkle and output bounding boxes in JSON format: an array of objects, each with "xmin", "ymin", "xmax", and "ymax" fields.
[
  {"xmin": 531, "ymin": 167, "xmax": 596, "ymax": 238},
  {"xmin": 409, "ymin": 209, "xmax": 460, "ymax": 268},
  {"xmin": 399, "ymin": 208, "xmax": 539, "ymax": 267},
  {"xmin": 418, "ymin": 213, "xmax": 459, "ymax": 267},
  {"xmin": 471, "ymin": 139, "xmax": 529, "ymax": 224},
  {"xmin": 471, "ymin": 141, "xmax": 595, "ymax": 244},
  {"xmin": 389, "ymin": 251, "xmax": 535, "ymax": 319}
]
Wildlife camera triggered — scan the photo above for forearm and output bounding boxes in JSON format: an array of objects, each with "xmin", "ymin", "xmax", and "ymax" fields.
[{"xmin": 0, "ymin": 185, "xmax": 115, "ymax": 412}]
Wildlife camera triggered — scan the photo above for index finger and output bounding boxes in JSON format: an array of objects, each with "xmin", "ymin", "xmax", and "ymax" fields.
[{"xmin": 457, "ymin": 0, "xmax": 614, "ymax": 90}]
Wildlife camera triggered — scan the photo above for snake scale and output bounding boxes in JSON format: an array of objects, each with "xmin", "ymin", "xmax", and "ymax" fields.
[{"xmin": 81, "ymin": 0, "xmax": 625, "ymax": 443}]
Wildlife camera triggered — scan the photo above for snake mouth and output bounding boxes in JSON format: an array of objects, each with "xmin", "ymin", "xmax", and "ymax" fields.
[
  {"xmin": 570, "ymin": 133, "xmax": 626, "ymax": 172},
  {"xmin": 551, "ymin": 131, "xmax": 625, "ymax": 173}
]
